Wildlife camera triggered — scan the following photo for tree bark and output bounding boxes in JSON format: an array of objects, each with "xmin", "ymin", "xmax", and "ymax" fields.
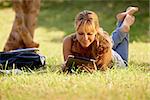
[{"xmin": 3, "ymin": 0, "xmax": 41, "ymax": 51}]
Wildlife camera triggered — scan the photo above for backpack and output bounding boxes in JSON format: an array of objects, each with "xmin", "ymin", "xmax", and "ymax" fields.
[{"xmin": 0, "ymin": 48, "xmax": 46, "ymax": 70}]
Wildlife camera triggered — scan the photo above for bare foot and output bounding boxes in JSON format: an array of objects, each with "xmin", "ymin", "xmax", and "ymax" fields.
[
  {"xmin": 126, "ymin": 7, "xmax": 139, "ymax": 15},
  {"xmin": 120, "ymin": 14, "xmax": 135, "ymax": 33},
  {"xmin": 116, "ymin": 7, "xmax": 138, "ymax": 21}
]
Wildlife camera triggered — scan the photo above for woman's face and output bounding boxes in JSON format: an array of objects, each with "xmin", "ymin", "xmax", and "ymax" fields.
[
  {"xmin": 75, "ymin": 10, "xmax": 99, "ymax": 48},
  {"xmin": 76, "ymin": 27, "xmax": 96, "ymax": 48}
]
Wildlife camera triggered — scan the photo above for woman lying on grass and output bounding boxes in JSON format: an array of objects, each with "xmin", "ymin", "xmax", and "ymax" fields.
[{"xmin": 62, "ymin": 7, "xmax": 138, "ymax": 72}]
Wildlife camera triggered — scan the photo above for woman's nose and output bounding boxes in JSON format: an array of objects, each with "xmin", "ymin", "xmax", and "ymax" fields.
[{"xmin": 83, "ymin": 34, "xmax": 88, "ymax": 40}]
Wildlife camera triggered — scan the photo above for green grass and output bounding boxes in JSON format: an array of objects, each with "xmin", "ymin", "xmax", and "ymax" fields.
[
  {"xmin": 0, "ymin": 1, "xmax": 150, "ymax": 100},
  {"xmin": 0, "ymin": 69, "xmax": 149, "ymax": 100}
]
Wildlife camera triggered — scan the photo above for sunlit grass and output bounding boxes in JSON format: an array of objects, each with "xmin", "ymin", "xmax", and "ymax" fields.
[
  {"xmin": 0, "ymin": 8, "xmax": 14, "ymax": 50},
  {"xmin": 0, "ymin": 68, "xmax": 149, "ymax": 100}
]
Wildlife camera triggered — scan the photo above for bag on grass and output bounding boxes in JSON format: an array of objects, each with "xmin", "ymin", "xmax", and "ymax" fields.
[{"xmin": 0, "ymin": 48, "xmax": 46, "ymax": 70}]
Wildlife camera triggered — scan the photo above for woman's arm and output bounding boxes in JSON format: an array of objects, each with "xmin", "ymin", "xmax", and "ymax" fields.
[
  {"xmin": 100, "ymin": 49, "xmax": 112, "ymax": 70},
  {"xmin": 96, "ymin": 31, "xmax": 112, "ymax": 71},
  {"xmin": 63, "ymin": 35, "xmax": 72, "ymax": 61}
]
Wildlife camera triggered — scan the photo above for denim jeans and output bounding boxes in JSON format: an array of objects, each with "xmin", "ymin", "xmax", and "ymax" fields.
[{"xmin": 111, "ymin": 21, "xmax": 128, "ymax": 67}]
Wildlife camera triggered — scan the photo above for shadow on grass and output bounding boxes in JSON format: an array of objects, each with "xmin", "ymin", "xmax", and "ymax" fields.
[{"xmin": 38, "ymin": 1, "xmax": 149, "ymax": 43}]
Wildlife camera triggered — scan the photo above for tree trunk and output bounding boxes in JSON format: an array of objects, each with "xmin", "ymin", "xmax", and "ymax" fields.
[{"xmin": 3, "ymin": 0, "xmax": 41, "ymax": 51}]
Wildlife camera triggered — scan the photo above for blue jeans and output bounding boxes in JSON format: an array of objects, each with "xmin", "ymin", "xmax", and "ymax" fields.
[{"xmin": 111, "ymin": 21, "xmax": 128, "ymax": 67}]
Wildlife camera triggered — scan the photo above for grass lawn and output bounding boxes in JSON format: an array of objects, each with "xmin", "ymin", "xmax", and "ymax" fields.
[{"xmin": 0, "ymin": 1, "xmax": 150, "ymax": 100}]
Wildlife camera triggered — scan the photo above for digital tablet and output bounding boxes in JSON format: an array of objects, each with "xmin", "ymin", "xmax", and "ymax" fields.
[{"xmin": 66, "ymin": 55, "xmax": 97, "ymax": 71}]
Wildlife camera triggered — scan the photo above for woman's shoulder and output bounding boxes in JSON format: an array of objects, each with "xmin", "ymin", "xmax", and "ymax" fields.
[
  {"xmin": 63, "ymin": 33, "xmax": 77, "ymax": 44},
  {"xmin": 97, "ymin": 28, "xmax": 109, "ymax": 38},
  {"xmin": 96, "ymin": 29, "xmax": 112, "ymax": 48},
  {"xmin": 63, "ymin": 33, "xmax": 76, "ymax": 43}
]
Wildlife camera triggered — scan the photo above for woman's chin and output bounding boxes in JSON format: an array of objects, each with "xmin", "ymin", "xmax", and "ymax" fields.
[{"xmin": 81, "ymin": 44, "xmax": 90, "ymax": 48}]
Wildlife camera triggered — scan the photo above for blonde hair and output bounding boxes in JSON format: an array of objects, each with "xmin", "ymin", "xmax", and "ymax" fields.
[
  {"xmin": 75, "ymin": 10, "xmax": 100, "ymax": 32},
  {"xmin": 75, "ymin": 10, "xmax": 112, "ymax": 46}
]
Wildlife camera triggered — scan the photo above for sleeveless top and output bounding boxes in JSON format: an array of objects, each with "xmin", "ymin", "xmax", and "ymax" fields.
[{"xmin": 70, "ymin": 32, "xmax": 112, "ymax": 70}]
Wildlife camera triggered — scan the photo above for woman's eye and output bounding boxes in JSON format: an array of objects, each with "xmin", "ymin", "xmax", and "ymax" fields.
[
  {"xmin": 78, "ymin": 32, "xmax": 84, "ymax": 35},
  {"xmin": 87, "ymin": 33, "xmax": 93, "ymax": 35}
]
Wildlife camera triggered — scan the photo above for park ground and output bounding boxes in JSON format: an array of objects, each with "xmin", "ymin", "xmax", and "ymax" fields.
[{"xmin": 0, "ymin": 1, "xmax": 150, "ymax": 100}]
